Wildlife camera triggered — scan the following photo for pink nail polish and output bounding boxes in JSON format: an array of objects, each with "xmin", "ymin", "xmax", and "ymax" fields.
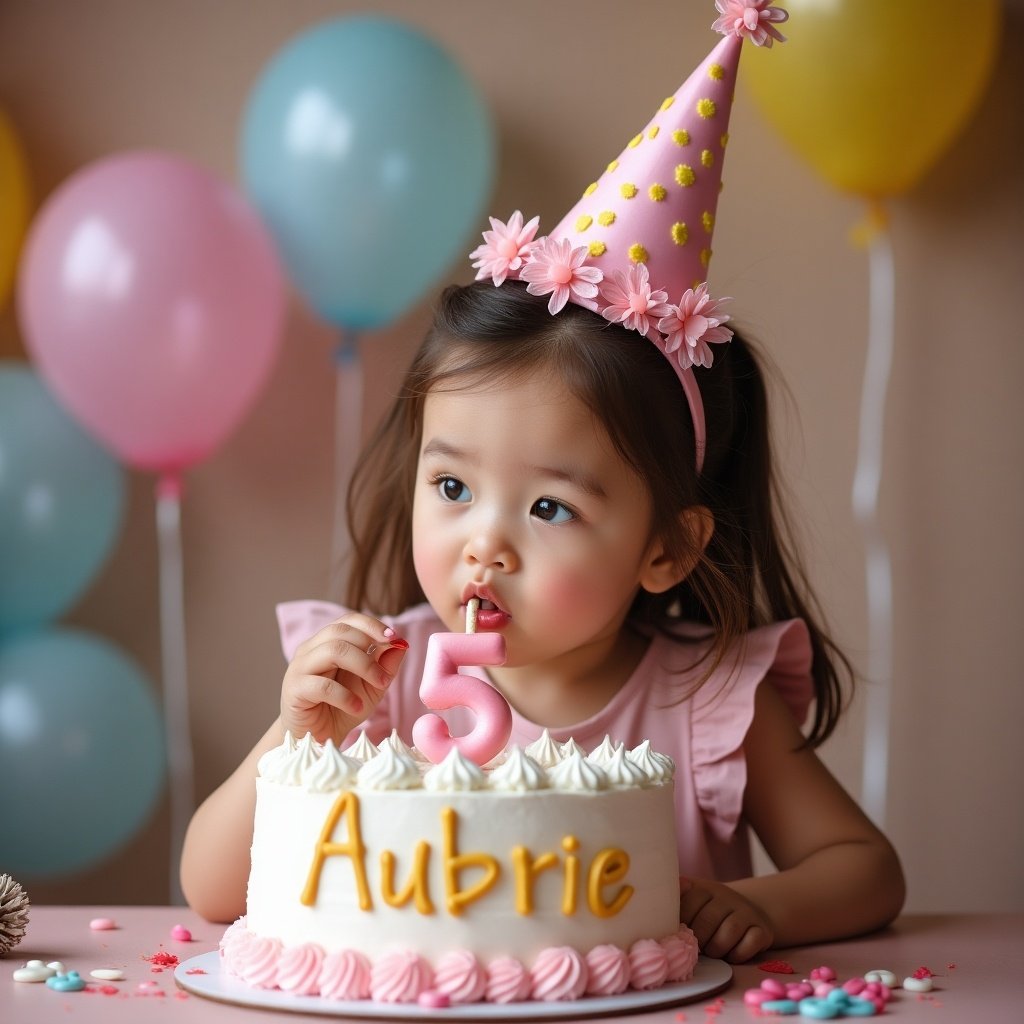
[{"xmin": 383, "ymin": 626, "xmax": 395, "ymax": 639}]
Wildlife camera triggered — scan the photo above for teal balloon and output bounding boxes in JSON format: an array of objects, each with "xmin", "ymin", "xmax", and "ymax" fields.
[
  {"xmin": 0, "ymin": 627, "xmax": 165, "ymax": 879},
  {"xmin": 0, "ymin": 365, "xmax": 125, "ymax": 632},
  {"xmin": 240, "ymin": 16, "xmax": 495, "ymax": 330}
]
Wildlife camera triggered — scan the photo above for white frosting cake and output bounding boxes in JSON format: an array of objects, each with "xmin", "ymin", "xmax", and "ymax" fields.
[{"xmin": 220, "ymin": 730, "xmax": 698, "ymax": 1005}]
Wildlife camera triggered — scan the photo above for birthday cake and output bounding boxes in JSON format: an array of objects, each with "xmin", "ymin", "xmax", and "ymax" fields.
[{"xmin": 219, "ymin": 728, "xmax": 697, "ymax": 1005}]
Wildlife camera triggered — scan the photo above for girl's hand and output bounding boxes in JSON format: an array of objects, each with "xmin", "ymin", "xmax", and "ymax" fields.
[
  {"xmin": 679, "ymin": 876, "xmax": 774, "ymax": 963},
  {"xmin": 280, "ymin": 613, "xmax": 408, "ymax": 745}
]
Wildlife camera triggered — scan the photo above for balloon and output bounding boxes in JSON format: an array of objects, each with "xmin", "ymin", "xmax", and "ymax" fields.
[
  {"xmin": 0, "ymin": 365, "xmax": 125, "ymax": 632},
  {"xmin": 742, "ymin": 0, "xmax": 1000, "ymax": 197},
  {"xmin": 17, "ymin": 151, "xmax": 286, "ymax": 475},
  {"xmin": 0, "ymin": 627, "xmax": 165, "ymax": 879},
  {"xmin": 0, "ymin": 109, "xmax": 31, "ymax": 308},
  {"xmin": 240, "ymin": 16, "xmax": 494, "ymax": 330}
]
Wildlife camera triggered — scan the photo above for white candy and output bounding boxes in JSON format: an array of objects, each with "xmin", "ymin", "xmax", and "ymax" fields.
[
  {"xmin": 47, "ymin": 961, "xmax": 66, "ymax": 974},
  {"xmin": 12, "ymin": 966, "xmax": 51, "ymax": 983},
  {"xmin": 90, "ymin": 968, "xmax": 125, "ymax": 981},
  {"xmin": 903, "ymin": 975, "xmax": 934, "ymax": 992},
  {"xmin": 865, "ymin": 969, "xmax": 898, "ymax": 987}
]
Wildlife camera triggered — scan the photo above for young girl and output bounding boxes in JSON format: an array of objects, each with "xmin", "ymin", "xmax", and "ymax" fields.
[{"xmin": 181, "ymin": 1, "xmax": 904, "ymax": 963}]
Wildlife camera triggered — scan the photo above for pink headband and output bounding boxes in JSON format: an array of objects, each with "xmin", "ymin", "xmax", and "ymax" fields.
[{"xmin": 468, "ymin": 1, "xmax": 789, "ymax": 472}]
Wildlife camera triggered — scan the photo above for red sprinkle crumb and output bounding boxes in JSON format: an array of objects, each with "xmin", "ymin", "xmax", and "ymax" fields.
[
  {"xmin": 143, "ymin": 950, "xmax": 180, "ymax": 967},
  {"xmin": 913, "ymin": 966, "xmax": 935, "ymax": 979},
  {"xmin": 757, "ymin": 959, "xmax": 796, "ymax": 974},
  {"xmin": 185, "ymin": 968, "xmax": 208, "ymax": 975},
  {"xmin": 947, "ymin": 963, "xmax": 957, "ymax": 970}
]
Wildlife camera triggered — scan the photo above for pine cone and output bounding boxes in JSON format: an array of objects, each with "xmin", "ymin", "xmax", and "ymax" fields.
[{"xmin": 0, "ymin": 873, "xmax": 30, "ymax": 956}]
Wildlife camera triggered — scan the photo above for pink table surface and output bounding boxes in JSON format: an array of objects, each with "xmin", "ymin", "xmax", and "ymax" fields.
[{"xmin": 2, "ymin": 907, "xmax": 1021, "ymax": 1023}]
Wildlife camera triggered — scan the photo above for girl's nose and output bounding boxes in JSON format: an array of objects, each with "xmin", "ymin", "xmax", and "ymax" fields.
[{"xmin": 463, "ymin": 522, "xmax": 518, "ymax": 573}]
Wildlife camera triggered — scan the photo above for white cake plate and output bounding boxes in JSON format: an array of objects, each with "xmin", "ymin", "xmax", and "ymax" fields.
[{"xmin": 174, "ymin": 950, "xmax": 732, "ymax": 1020}]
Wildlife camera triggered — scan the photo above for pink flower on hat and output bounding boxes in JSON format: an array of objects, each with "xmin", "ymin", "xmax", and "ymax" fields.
[
  {"xmin": 658, "ymin": 283, "xmax": 734, "ymax": 369},
  {"xmin": 519, "ymin": 236, "xmax": 604, "ymax": 315},
  {"xmin": 470, "ymin": 210, "xmax": 541, "ymax": 286},
  {"xmin": 599, "ymin": 264, "xmax": 674, "ymax": 340},
  {"xmin": 712, "ymin": 0, "xmax": 788, "ymax": 47}
]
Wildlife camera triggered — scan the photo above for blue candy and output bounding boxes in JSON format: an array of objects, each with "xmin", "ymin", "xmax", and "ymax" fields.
[
  {"xmin": 798, "ymin": 996, "xmax": 842, "ymax": 1019},
  {"xmin": 843, "ymin": 996, "xmax": 878, "ymax": 1017},
  {"xmin": 46, "ymin": 971, "xmax": 86, "ymax": 992},
  {"xmin": 762, "ymin": 999, "xmax": 800, "ymax": 1015}
]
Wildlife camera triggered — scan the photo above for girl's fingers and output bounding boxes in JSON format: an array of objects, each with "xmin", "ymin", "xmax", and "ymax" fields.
[
  {"xmin": 292, "ymin": 615, "xmax": 398, "ymax": 661},
  {"xmin": 292, "ymin": 673, "xmax": 365, "ymax": 717},
  {"xmin": 296, "ymin": 636, "xmax": 394, "ymax": 691}
]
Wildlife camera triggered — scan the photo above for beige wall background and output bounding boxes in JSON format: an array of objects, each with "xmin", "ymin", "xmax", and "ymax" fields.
[{"xmin": 1, "ymin": 1, "xmax": 1021, "ymax": 912}]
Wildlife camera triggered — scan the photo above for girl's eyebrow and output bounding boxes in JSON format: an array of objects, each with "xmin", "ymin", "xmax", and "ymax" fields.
[{"xmin": 421, "ymin": 438, "xmax": 606, "ymax": 500}]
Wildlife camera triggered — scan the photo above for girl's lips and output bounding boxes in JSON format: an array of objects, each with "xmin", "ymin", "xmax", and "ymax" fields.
[{"xmin": 473, "ymin": 608, "xmax": 510, "ymax": 630}]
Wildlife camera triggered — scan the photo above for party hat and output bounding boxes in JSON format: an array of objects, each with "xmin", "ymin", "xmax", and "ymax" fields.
[{"xmin": 469, "ymin": 1, "xmax": 788, "ymax": 469}]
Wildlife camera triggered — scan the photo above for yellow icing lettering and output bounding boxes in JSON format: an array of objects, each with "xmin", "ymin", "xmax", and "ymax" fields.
[
  {"xmin": 561, "ymin": 835, "xmax": 580, "ymax": 915},
  {"xmin": 442, "ymin": 807, "xmax": 500, "ymax": 915},
  {"xmin": 587, "ymin": 848, "xmax": 634, "ymax": 917},
  {"xmin": 301, "ymin": 791, "xmax": 371, "ymax": 910},
  {"xmin": 511, "ymin": 846, "xmax": 559, "ymax": 915},
  {"xmin": 380, "ymin": 841, "xmax": 434, "ymax": 914}
]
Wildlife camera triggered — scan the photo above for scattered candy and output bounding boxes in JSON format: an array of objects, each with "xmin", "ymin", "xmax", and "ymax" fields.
[
  {"xmin": 170, "ymin": 924, "xmax": 192, "ymax": 942},
  {"xmin": 46, "ymin": 960, "xmax": 66, "ymax": 974},
  {"xmin": 89, "ymin": 917, "xmax": 117, "ymax": 931},
  {"xmin": 90, "ymin": 968, "xmax": 125, "ymax": 981},
  {"xmin": 864, "ymin": 969, "xmax": 897, "ymax": 988},
  {"xmin": 912, "ymin": 966, "xmax": 934, "ymax": 979},
  {"xmin": 46, "ymin": 971, "xmax": 87, "ymax": 992},
  {"xmin": 417, "ymin": 989, "xmax": 451, "ymax": 1008},
  {"xmin": 743, "ymin": 973, "xmax": 882, "ymax": 1019},
  {"xmin": 810, "ymin": 966, "xmax": 837, "ymax": 982},
  {"xmin": 903, "ymin": 974, "xmax": 934, "ymax": 992}
]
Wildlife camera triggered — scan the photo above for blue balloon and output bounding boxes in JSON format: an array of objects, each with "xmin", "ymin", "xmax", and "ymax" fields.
[
  {"xmin": 0, "ymin": 365, "xmax": 126, "ymax": 632},
  {"xmin": 0, "ymin": 627, "xmax": 165, "ymax": 878},
  {"xmin": 240, "ymin": 16, "xmax": 495, "ymax": 330}
]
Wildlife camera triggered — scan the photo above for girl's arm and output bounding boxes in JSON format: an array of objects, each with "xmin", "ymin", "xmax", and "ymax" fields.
[
  {"xmin": 180, "ymin": 613, "xmax": 407, "ymax": 922},
  {"xmin": 680, "ymin": 682, "xmax": 905, "ymax": 961},
  {"xmin": 179, "ymin": 718, "xmax": 286, "ymax": 922}
]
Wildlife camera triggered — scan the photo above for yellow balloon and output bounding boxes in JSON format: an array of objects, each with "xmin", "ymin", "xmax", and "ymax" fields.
[
  {"xmin": 742, "ymin": 0, "xmax": 1001, "ymax": 197},
  {"xmin": 0, "ymin": 109, "xmax": 31, "ymax": 308}
]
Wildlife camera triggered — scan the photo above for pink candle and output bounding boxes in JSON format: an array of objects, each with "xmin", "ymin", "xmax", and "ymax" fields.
[{"xmin": 412, "ymin": 630, "xmax": 511, "ymax": 766}]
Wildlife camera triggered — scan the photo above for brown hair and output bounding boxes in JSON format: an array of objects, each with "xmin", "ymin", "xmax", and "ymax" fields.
[{"xmin": 346, "ymin": 281, "xmax": 851, "ymax": 745}]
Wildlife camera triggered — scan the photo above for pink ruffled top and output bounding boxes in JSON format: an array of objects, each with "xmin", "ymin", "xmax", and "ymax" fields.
[{"xmin": 276, "ymin": 600, "xmax": 813, "ymax": 882}]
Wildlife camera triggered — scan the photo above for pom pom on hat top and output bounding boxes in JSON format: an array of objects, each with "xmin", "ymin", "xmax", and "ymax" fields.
[{"xmin": 469, "ymin": 1, "xmax": 788, "ymax": 472}]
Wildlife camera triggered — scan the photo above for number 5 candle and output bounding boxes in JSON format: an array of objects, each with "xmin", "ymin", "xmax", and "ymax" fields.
[{"xmin": 412, "ymin": 598, "xmax": 512, "ymax": 766}]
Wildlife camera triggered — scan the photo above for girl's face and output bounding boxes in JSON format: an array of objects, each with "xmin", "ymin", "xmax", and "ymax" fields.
[{"xmin": 412, "ymin": 367, "xmax": 666, "ymax": 672}]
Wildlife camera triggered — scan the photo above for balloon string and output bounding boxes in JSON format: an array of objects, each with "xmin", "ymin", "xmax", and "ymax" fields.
[
  {"xmin": 331, "ymin": 329, "xmax": 362, "ymax": 596},
  {"xmin": 852, "ymin": 211, "xmax": 895, "ymax": 830},
  {"xmin": 155, "ymin": 472, "xmax": 194, "ymax": 904}
]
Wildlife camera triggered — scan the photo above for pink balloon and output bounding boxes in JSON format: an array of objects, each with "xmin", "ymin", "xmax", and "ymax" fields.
[{"xmin": 18, "ymin": 151, "xmax": 286, "ymax": 473}]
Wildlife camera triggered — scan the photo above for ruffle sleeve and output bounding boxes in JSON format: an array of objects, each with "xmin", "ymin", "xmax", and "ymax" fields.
[
  {"xmin": 276, "ymin": 599, "xmax": 349, "ymax": 662},
  {"xmin": 690, "ymin": 618, "xmax": 813, "ymax": 845}
]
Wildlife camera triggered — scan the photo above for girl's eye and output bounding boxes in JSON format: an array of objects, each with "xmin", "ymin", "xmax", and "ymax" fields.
[
  {"xmin": 437, "ymin": 476, "xmax": 471, "ymax": 503},
  {"xmin": 531, "ymin": 497, "xmax": 575, "ymax": 524}
]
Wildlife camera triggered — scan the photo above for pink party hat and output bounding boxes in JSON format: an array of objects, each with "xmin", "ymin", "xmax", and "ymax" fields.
[{"xmin": 470, "ymin": 0, "xmax": 788, "ymax": 470}]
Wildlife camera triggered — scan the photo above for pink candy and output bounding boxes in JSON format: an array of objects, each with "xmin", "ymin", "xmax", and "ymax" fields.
[
  {"xmin": 810, "ymin": 965, "xmax": 837, "ymax": 981},
  {"xmin": 170, "ymin": 924, "xmax": 192, "ymax": 942},
  {"xmin": 89, "ymin": 917, "xmax": 117, "ymax": 931}
]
